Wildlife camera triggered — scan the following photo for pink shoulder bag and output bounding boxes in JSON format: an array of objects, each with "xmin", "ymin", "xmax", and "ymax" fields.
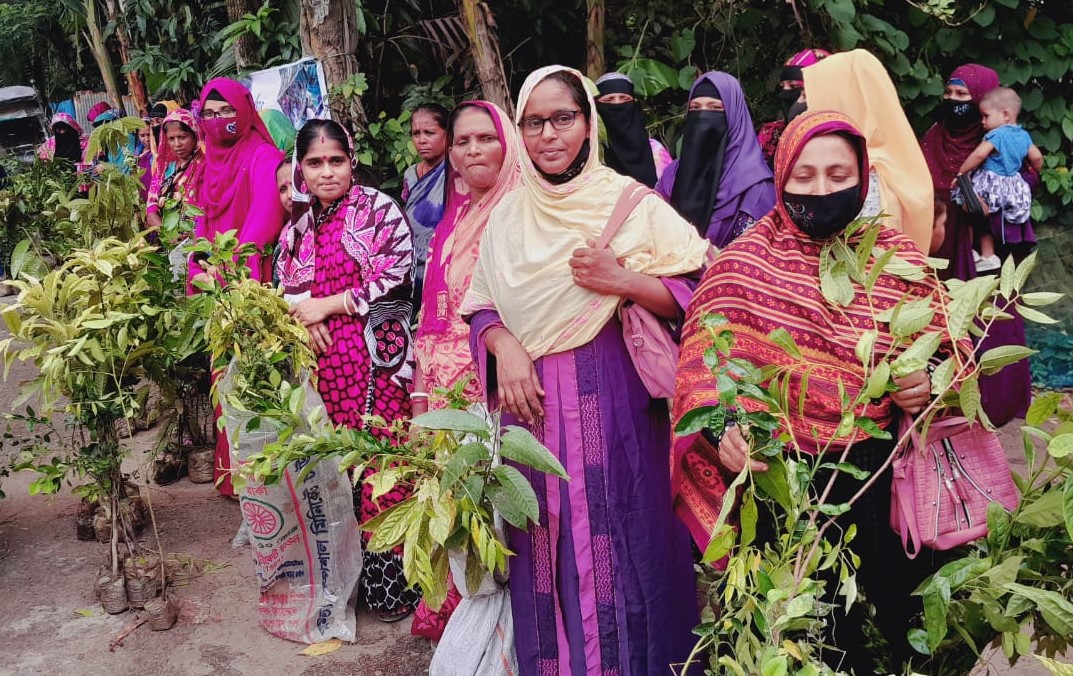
[
  {"xmin": 890, "ymin": 415, "xmax": 1019, "ymax": 558},
  {"xmin": 595, "ymin": 183, "xmax": 680, "ymax": 399}
]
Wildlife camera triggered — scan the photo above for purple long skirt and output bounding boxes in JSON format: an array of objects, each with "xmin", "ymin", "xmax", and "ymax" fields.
[{"xmin": 471, "ymin": 311, "xmax": 700, "ymax": 676}]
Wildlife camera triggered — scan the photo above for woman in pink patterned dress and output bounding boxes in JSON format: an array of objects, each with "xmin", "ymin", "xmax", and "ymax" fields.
[{"xmin": 276, "ymin": 119, "xmax": 419, "ymax": 622}]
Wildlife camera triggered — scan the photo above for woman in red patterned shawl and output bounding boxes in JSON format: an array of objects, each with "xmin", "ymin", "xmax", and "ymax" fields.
[
  {"xmin": 275, "ymin": 119, "xmax": 419, "ymax": 622},
  {"xmin": 672, "ymin": 110, "xmax": 971, "ymax": 674}
]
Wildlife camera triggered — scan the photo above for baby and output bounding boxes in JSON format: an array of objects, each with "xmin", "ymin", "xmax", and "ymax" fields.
[{"xmin": 953, "ymin": 87, "xmax": 1043, "ymax": 272}]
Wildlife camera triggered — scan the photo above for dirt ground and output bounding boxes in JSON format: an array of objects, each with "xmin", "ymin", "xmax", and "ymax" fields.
[{"xmin": 0, "ymin": 308, "xmax": 1063, "ymax": 676}]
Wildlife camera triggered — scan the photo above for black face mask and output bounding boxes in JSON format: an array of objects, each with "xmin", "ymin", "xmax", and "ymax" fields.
[
  {"xmin": 778, "ymin": 88, "xmax": 803, "ymax": 122},
  {"xmin": 786, "ymin": 100, "xmax": 808, "ymax": 123},
  {"xmin": 936, "ymin": 99, "xmax": 979, "ymax": 130},
  {"xmin": 782, "ymin": 184, "xmax": 862, "ymax": 240},
  {"xmin": 669, "ymin": 110, "xmax": 729, "ymax": 233}
]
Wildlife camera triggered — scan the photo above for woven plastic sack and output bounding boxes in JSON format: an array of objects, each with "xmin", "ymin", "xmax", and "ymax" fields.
[
  {"xmin": 429, "ymin": 549, "xmax": 517, "ymax": 676},
  {"xmin": 220, "ymin": 362, "xmax": 363, "ymax": 643}
]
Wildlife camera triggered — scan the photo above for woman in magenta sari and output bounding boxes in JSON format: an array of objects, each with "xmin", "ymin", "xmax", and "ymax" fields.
[
  {"xmin": 920, "ymin": 64, "xmax": 1032, "ymax": 425},
  {"xmin": 276, "ymin": 119, "xmax": 419, "ymax": 622},
  {"xmin": 190, "ymin": 77, "xmax": 286, "ymax": 497},
  {"xmin": 462, "ymin": 65, "xmax": 711, "ymax": 675}
]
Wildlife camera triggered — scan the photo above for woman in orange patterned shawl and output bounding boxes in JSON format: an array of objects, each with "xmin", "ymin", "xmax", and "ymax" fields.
[{"xmin": 671, "ymin": 110, "xmax": 969, "ymax": 673}]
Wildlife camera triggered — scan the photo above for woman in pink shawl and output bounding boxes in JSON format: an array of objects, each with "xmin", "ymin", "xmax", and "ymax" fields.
[
  {"xmin": 190, "ymin": 77, "xmax": 286, "ymax": 496},
  {"xmin": 410, "ymin": 101, "xmax": 520, "ymax": 641},
  {"xmin": 146, "ymin": 108, "xmax": 205, "ymax": 230},
  {"xmin": 412, "ymin": 101, "xmax": 520, "ymax": 414},
  {"xmin": 276, "ymin": 118, "xmax": 419, "ymax": 623}
]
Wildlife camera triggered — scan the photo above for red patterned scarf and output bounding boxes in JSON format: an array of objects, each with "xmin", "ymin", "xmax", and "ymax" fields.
[{"xmin": 670, "ymin": 110, "xmax": 964, "ymax": 547}]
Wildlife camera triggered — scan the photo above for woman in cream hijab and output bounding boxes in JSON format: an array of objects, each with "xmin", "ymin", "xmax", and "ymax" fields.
[
  {"xmin": 803, "ymin": 49, "xmax": 934, "ymax": 253},
  {"xmin": 462, "ymin": 65, "xmax": 710, "ymax": 675}
]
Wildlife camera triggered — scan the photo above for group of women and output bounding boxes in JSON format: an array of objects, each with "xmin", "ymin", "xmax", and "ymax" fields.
[{"xmin": 36, "ymin": 46, "xmax": 1035, "ymax": 674}]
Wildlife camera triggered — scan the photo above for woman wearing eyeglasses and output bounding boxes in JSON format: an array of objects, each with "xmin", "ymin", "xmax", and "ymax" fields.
[
  {"xmin": 190, "ymin": 77, "xmax": 286, "ymax": 497},
  {"xmin": 461, "ymin": 65, "xmax": 711, "ymax": 675}
]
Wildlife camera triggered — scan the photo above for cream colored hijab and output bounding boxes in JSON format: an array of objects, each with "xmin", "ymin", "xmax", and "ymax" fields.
[
  {"xmin": 804, "ymin": 50, "xmax": 933, "ymax": 253},
  {"xmin": 460, "ymin": 65, "xmax": 711, "ymax": 359}
]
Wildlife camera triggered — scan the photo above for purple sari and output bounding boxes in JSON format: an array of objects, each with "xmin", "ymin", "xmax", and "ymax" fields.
[{"xmin": 469, "ymin": 279, "xmax": 700, "ymax": 676}]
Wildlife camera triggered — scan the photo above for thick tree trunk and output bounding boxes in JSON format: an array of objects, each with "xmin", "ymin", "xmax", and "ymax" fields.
[
  {"xmin": 105, "ymin": 0, "xmax": 148, "ymax": 115},
  {"xmin": 586, "ymin": 0, "xmax": 605, "ymax": 80},
  {"xmin": 459, "ymin": 0, "xmax": 514, "ymax": 117},
  {"xmin": 83, "ymin": 0, "xmax": 123, "ymax": 110},
  {"xmin": 226, "ymin": 0, "xmax": 259, "ymax": 69},
  {"xmin": 299, "ymin": 0, "xmax": 367, "ymax": 132}
]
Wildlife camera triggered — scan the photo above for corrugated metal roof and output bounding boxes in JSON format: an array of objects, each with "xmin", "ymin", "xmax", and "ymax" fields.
[
  {"xmin": 71, "ymin": 91, "xmax": 141, "ymax": 132},
  {"xmin": 0, "ymin": 86, "xmax": 38, "ymax": 104}
]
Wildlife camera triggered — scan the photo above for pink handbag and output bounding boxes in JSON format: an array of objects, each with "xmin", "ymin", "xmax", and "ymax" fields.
[
  {"xmin": 890, "ymin": 415, "xmax": 1019, "ymax": 558},
  {"xmin": 595, "ymin": 183, "xmax": 680, "ymax": 399}
]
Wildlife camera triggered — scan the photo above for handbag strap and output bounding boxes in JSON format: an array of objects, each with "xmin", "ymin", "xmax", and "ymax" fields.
[{"xmin": 594, "ymin": 182, "xmax": 654, "ymax": 251}]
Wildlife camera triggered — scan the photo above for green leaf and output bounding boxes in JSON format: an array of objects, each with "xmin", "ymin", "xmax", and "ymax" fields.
[
  {"xmin": 865, "ymin": 360, "xmax": 891, "ymax": 399},
  {"xmin": 487, "ymin": 464, "xmax": 539, "ymax": 529},
  {"xmin": 891, "ymin": 331, "xmax": 943, "ymax": 377},
  {"xmin": 669, "ymin": 29, "xmax": 696, "ymax": 62},
  {"xmin": 1004, "ymin": 583, "xmax": 1073, "ymax": 636},
  {"xmin": 411, "ymin": 409, "xmax": 488, "ymax": 434},
  {"xmin": 923, "ymin": 576, "xmax": 951, "ymax": 649},
  {"xmin": 1015, "ymin": 490, "xmax": 1064, "ymax": 527},
  {"xmin": 854, "ymin": 329, "xmax": 877, "ymax": 365},
  {"xmin": 1026, "ymin": 392, "xmax": 1062, "ymax": 427},
  {"xmin": 907, "ymin": 627, "xmax": 930, "ymax": 655},
  {"xmin": 1018, "ymin": 306, "xmax": 1059, "ymax": 325},
  {"xmin": 890, "ymin": 302, "xmax": 936, "ymax": 338},
  {"xmin": 819, "ymin": 461, "xmax": 871, "ymax": 480},
  {"xmin": 363, "ymin": 498, "xmax": 419, "ymax": 551},
  {"xmin": 818, "ymin": 502, "xmax": 850, "ymax": 516},
  {"xmin": 761, "ymin": 654, "xmax": 789, "ymax": 676},
  {"xmin": 959, "ymin": 376, "xmax": 981, "ymax": 423},
  {"xmin": 739, "ymin": 491, "xmax": 757, "ymax": 548},
  {"xmin": 1064, "ymin": 477, "xmax": 1073, "ymax": 543},
  {"xmin": 441, "ymin": 442, "xmax": 489, "ymax": 491},
  {"xmin": 768, "ymin": 327, "xmax": 802, "ymax": 360},
  {"xmin": 702, "ymin": 523, "xmax": 736, "ymax": 563},
  {"xmin": 853, "ymin": 417, "xmax": 892, "ymax": 440},
  {"xmin": 617, "ymin": 58, "xmax": 678, "ymax": 97},
  {"xmin": 674, "ymin": 405, "xmax": 720, "ymax": 436},
  {"xmin": 999, "ymin": 252, "xmax": 1016, "ymax": 299},
  {"xmin": 1012, "ymin": 251, "xmax": 1038, "ymax": 292},
  {"xmin": 1034, "ymin": 655, "xmax": 1073, "ymax": 675},
  {"xmin": 979, "ymin": 345, "xmax": 1037, "ymax": 375},
  {"xmin": 752, "ymin": 454, "xmax": 792, "ymax": 510},
  {"xmin": 1019, "ymin": 291, "xmax": 1064, "ymax": 307},
  {"xmin": 500, "ymin": 426, "xmax": 568, "ymax": 478},
  {"xmin": 1049, "ymin": 433, "xmax": 1073, "ymax": 459}
]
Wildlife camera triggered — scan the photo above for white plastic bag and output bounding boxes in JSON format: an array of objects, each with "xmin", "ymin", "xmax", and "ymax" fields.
[
  {"xmin": 220, "ymin": 363, "xmax": 363, "ymax": 644},
  {"xmin": 428, "ymin": 550, "xmax": 517, "ymax": 674}
]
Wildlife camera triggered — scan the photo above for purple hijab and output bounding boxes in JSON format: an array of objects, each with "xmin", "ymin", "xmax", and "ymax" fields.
[{"xmin": 657, "ymin": 71, "xmax": 775, "ymax": 247}]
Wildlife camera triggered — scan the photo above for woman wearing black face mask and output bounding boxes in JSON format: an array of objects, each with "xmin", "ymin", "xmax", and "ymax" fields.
[
  {"xmin": 757, "ymin": 48, "xmax": 831, "ymax": 168},
  {"xmin": 673, "ymin": 111, "xmax": 968, "ymax": 675},
  {"xmin": 594, "ymin": 72, "xmax": 672, "ymax": 187},
  {"xmin": 656, "ymin": 71, "xmax": 775, "ymax": 248},
  {"xmin": 919, "ymin": 64, "xmax": 999, "ymax": 280},
  {"xmin": 919, "ymin": 64, "xmax": 1033, "ymax": 428}
]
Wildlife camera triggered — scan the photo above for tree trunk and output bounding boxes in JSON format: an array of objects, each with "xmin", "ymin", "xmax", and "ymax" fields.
[
  {"xmin": 299, "ymin": 0, "xmax": 367, "ymax": 132},
  {"xmin": 105, "ymin": 0, "xmax": 149, "ymax": 115},
  {"xmin": 585, "ymin": 0, "xmax": 605, "ymax": 80},
  {"xmin": 459, "ymin": 0, "xmax": 514, "ymax": 117},
  {"xmin": 83, "ymin": 0, "xmax": 123, "ymax": 110},
  {"xmin": 226, "ymin": 0, "xmax": 258, "ymax": 70}
]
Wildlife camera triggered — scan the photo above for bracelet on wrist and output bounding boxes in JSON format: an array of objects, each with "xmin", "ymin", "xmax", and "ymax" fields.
[{"xmin": 410, "ymin": 391, "xmax": 429, "ymax": 400}]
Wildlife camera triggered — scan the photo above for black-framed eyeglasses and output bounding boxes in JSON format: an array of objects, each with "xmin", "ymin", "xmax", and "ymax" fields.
[
  {"xmin": 199, "ymin": 106, "xmax": 238, "ymax": 121},
  {"xmin": 518, "ymin": 110, "xmax": 582, "ymax": 137}
]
